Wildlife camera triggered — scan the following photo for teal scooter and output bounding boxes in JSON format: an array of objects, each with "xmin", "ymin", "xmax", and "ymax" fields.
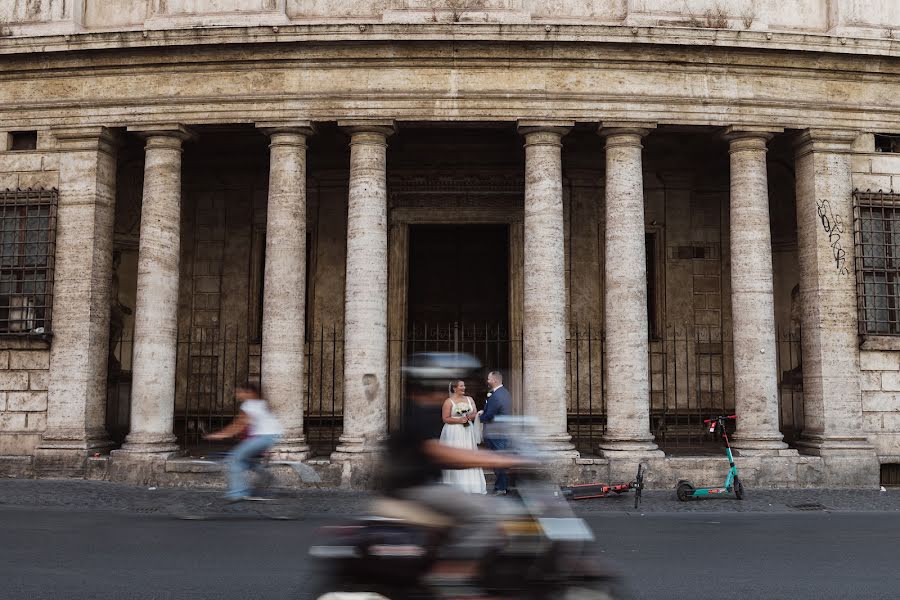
[{"xmin": 676, "ymin": 415, "xmax": 744, "ymax": 501}]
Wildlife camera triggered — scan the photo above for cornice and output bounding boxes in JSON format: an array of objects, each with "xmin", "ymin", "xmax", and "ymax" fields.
[{"xmin": 0, "ymin": 23, "xmax": 897, "ymax": 59}]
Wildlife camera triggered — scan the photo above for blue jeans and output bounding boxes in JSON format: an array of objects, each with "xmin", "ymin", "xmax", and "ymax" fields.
[
  {"xmin": 226, "ymin": 434, "xmax": 279, "ymax": 499},
  {"xmin": 485, "ymin": 437, "xmax": 508, "ymax": 492}
]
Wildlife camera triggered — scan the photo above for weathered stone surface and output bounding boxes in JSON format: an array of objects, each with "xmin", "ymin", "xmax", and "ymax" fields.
[
  {"xmin": 862, "ymin": 393, "xmax": 900, "ymax": 413},
  {"xmin": 724, "ymin": 127, "xmax": 787, "ymax": 453},
  {"xmin": 4, "ymin": 1, "xmax": 900, "ymax": 37},
  {"xmin": 38, "ymin": 127, "xmax": 118, "ymax": 475},
  {"xmin": 28, "ymin": 371, "xmax": 49, "ymax": 392},
  {"xmin": 9, "ymin": 350, "xmax": 49, "ymax": 371},
  {"xmin": 0, "ymin": 371, "xmax": 28, "ymax": 391},
  {"xmin": 7, "ymin": 391, "xmax": 48, "ymax": 412},
  {"xmin": 518, "ymin": 121, "xmax": 575, "ymax": 454},
  {"xmin": 860, "ymin": 351, "xmax": 900, "ymax": 372},
  {"xmin": 597, "ymin": 124, "xmax": 661, "ymax": 457},
  {"xmin": 880, "ymin": 372, "xmax": 900, "ymax": 391},
  {"xmin": 120, "ymin": 126, "xmax": 192, "ymax": 455},
  {"xmin": 258, "ymin": 124, "xmax": 314, "ymax": 460},
  {"xmin": 334, "ymin": 122, "xmax": 394, "ymax": 455},
  {"xmin": 793, "ymin": 130, "xmax": 877, "ymax": 467},
  {"xmin": 0, "ymin": 412, "xmax": 26, "ymax": 430},
  {"xmin": 24, "ymin": 412, "xmax": 46, "ymax": 432}
]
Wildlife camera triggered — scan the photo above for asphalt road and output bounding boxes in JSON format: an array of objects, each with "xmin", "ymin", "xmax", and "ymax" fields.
[{"xmin": 2, "ymin": 507, "xmax": 898, "ymax": 600}]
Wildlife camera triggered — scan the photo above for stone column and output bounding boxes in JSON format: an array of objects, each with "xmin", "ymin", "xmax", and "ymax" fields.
[
  {"xmin": 598, "ymin": 123, "xmax": 662, "ymax": 456},
  {"xmin": 518, "ymin": 121, "xmax": 576, "ymax": 454},
  {"xmin": 333, "ymin": 121, "xmax": 395, "ymax": 458},
  {"xmin": 793, "ymin": 129, "xmax": 878, "ymax": 485},
  {"xmin": 723, "ymin": 126, "xmax": 790, "ymax": 455},
  {"xmin": 119, "ymin": 125, "xmax": 193, "ymax": 454},
  {"xmin": 34, "ymin": 127, "xmax": 119, "ymax": 476},
  {"xmin": 257, "ymin": 123, "xmax": 315, "ymax": 460}
]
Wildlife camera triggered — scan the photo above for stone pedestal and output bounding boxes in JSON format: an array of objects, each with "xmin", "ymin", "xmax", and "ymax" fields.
[
  {"xmin": 597, "ymin": 123, "xmax": 662, "ymax": 457},
  {"xmin": 332, "ymin": 121, "xmax": 395, "ymax": 458},
  {"xmin": 34, "ymin": 127, "xmax": 119, "ymax": 476},
  {"xmin": 257, "ymin": 123, "xmax": 315, "ymax": 461},
  {"xmin": 118, "ymin": 125, "xmax": 193, "ymax": 455},
  {"xmin": 724, "ymin": 126, "xmax": 791, "ymax": 455},
  {"xmin": 518, "ymin": 121, "xmax": 577, "ymax": 455},
  {"xmin": 793, "ymin": 129, "xmax": 878, "ymax": 486}
]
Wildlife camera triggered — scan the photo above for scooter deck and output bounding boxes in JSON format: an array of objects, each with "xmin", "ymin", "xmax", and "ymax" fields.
[{"xmin": 560, "ymin": 482, "xmax": 633, "ymax": 500}]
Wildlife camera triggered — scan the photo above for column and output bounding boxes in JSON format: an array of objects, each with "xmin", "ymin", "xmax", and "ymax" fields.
[
  {"xmin": 257, "ymin": 123, "xmax": 315, "ymax": 460},
  {"xmin": 793, "ymin": 129, "xmax": 878, "ymax": 484},
  {"xmin": 518, "ymin": 121, "xmax": 576, "ymax": 454},
  {"xmin": 598, "ymin": 123, "xmax": 662, "ymax": 456},
  {"xmin": 333, "ymin": 120, "xmax": 395, "ymax": 456},
  {"xmin": 119, "ymin": 125, "xmax": 193, "ymax": 454},
  {"xmin": 34, "ymin": 127, "xmax": 119, "ymax": 475},
  {"xmin": 723, "ymin": 126, "xmax": 790, "ymax": 454}
]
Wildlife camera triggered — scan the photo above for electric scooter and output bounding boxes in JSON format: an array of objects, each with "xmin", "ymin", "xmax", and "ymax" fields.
[
  {"xmin": 560, "ymin": 463, "xmax": 646, "ymax": 509},
  {"xmin": 676, "ymin": 415, "xmax": 744, "ymax": 501}
]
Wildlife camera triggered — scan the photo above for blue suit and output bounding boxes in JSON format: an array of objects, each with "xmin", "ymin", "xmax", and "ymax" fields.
[{"xmin": 480, "ymin": 385, "xmax": 512, "ymax": 492}]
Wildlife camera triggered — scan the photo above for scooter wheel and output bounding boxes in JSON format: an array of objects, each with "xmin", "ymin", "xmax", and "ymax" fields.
[
  {"xmin": 676, "ymin": 481, "xmax": 694, "ymax": 502},
  {"xmin": 734, "ymin": 476, "xmax": 744, "ymax": 500}
]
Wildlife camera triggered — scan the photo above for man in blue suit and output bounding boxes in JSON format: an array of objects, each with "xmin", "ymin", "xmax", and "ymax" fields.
[{"xmin": 479, "ymin": 370, "xmax": 512, "ymax": 495}]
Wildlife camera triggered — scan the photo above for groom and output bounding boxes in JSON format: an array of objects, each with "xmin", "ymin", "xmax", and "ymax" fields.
[{"xmin": 479, "ymin": 370, "xmax": 512, "ymax": 495}]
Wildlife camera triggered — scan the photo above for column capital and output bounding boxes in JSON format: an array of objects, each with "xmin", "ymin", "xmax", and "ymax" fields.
[
  {"xmin": 794, "ymin": 128, "xmax": 859, "ymax": 158},
  {"xmin": 517, "ymin": 119, "xmax": 574, "ymax": 136},
  {"xmin": 126, "ymin": 123, "xmax": 196, "ymax": 143},
  {"xmin": 722, "ymin": 125, "xmax": 783, "ymax": 148},
  {"xmin": 599, "ymin": 122, "xmax": 656, "ymax": 147},
  {"xmin": 51, "ymin": 126, "xmax": 122, "ymax": 154},
  {"xmin": 337, "ymin": 119, "xmax": 396, "ymax": 138},
  {"xmin": 256, "ymin": 121, "xmax": 316, "ymax": 139}
]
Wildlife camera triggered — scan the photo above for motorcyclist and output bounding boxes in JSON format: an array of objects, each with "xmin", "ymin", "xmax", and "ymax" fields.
[{"xmin": 379, "ymin": 352, "xmax": 529, "ymax": 588}]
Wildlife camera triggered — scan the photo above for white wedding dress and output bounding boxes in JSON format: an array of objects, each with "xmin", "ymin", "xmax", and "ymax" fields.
[{"xmin": 440, "ymin": 396, "xmax": 487, "ymax": 494}]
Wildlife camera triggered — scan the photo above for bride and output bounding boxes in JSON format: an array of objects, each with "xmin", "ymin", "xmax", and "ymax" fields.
[{"xmin": 440, "ymin": 379, "xmax": 487, "ymax": 494}]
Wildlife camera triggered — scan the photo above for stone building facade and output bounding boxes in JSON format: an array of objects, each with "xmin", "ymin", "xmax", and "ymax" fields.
[{"xmin": 0, "ymin": 0, "xmax": 898, "ymax": 488}]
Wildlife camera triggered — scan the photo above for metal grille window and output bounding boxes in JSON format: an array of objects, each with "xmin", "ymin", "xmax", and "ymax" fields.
[
  {"xmin": 0, "ymin": 188, "xmax": 57, "ymax": 335},
  {"xmin": 854, "ymin": 190, "xmax": 900, "ymax": 335}
]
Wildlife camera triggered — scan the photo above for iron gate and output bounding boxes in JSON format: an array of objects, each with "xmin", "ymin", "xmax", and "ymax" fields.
[
  {"xmin": 108, "ymin": 321, "xmax": 803, "ymax": 457},
  {"xmin": 566, "ymin": 324, "xmax": 804, "ymax": 455},
  {"xmin": 402, "ymin": 321, "xmax": 517, "ymax": 409}
]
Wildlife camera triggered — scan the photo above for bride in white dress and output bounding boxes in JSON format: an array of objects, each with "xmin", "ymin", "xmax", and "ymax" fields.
[{"xmin": 440, "ymin": 380, "xmax": 487, "ymax": 494}]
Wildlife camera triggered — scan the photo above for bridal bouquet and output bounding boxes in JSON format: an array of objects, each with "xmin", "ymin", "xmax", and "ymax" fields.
[{"xmin": 453, "ymin": 404, "xmax": 471, "ymax": 427}]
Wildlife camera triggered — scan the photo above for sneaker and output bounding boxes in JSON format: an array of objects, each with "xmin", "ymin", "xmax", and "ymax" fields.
[
  {"xmin": 492, "ymin": 490, "xmax": 507, "ymax": 496},
  {"xmin": 226, "ymin": 495, "xmax": 272, "ymax": 503}
]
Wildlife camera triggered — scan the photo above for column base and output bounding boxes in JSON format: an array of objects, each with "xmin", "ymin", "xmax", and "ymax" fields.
[
  {"xmin": 33, "ymin": 429, "xmax": 114, "ymax": 477},
  {"xmin": 331, "ymin": 434, "xmax": 385, "ymax": 457},
  {"xmin": 118, "ymin": 432, "xmax": 180, "ymax": 456},
  {"xmin": 731, "ymin": 433, "xmax": 793, "ymax": 456},
  {"xmin": 530, "ymin": 432, "xmax": 580, "ymax": 458},
  {"xmin": 795, "ymin": 433, "xmax": 879, "ymax": 487},
  {"xmin": 331, "ymin": 435, "xmax": 385, "ymax": 489},
  {"xmin": 270, "ymin": 435, "xmax": 310, "ymax": 462},
  {"xmin": 597, "ymin": 435, "xmax": 664, "ymax": 458}
]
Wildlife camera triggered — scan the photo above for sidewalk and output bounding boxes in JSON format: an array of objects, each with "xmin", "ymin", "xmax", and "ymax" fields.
[{"xmin": 2, "ymin": 479, "xmax": 899, "ymax": 517}]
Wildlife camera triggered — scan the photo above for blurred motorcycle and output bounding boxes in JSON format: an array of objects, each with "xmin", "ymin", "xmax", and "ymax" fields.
[{"xmin": 309, "ymin": 418, "xmax": 628, "ymax": 600}]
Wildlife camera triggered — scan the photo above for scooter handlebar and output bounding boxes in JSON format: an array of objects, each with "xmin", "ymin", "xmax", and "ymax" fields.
[{"xmin": 703, "ymin": 415, "xmax": 737, "ymax": 424}]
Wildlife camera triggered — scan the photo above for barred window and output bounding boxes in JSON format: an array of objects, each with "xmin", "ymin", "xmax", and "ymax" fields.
[
  {"xmin": 854, "ymin": 190, "xmax": 900, "ymax": 335},
  {"xmin": 0, "ymin": 188, "xmax": 57, "ymax": 335}
]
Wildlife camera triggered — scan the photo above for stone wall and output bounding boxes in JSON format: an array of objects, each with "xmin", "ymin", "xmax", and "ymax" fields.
[
  {"xmin": 0, "ymin": 345, "xmax": 51, "ymax": 455},
  {"xmin": 3, "ymin": 0, "xmax": 899, "ymax": 36},
  {"xmin": 0, "ymin": 130, "xmax": 58, "ymax": 458},
  {"xmin": 853, "ymin": 137, "xmax": 900, "ymax": 462}
]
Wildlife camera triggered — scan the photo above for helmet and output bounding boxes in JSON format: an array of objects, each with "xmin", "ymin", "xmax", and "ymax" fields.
[{"xmin": 402, "ymin": 352, "xmax": 482, "ymax": 392}]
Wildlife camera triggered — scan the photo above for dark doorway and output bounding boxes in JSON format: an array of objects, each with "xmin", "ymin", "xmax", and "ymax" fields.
[
  {"xmin": 408, "ymin": 225, "xmax": 509, "ymax": 325},
  {"xmin": 406, "ymin": 224, "xmax": 510, "ymax": 405}
]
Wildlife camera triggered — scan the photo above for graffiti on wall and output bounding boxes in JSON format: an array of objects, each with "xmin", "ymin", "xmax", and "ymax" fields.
[{"xmin": 816, "ymin": 199, "xmax": 850, "ymax": 276}]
